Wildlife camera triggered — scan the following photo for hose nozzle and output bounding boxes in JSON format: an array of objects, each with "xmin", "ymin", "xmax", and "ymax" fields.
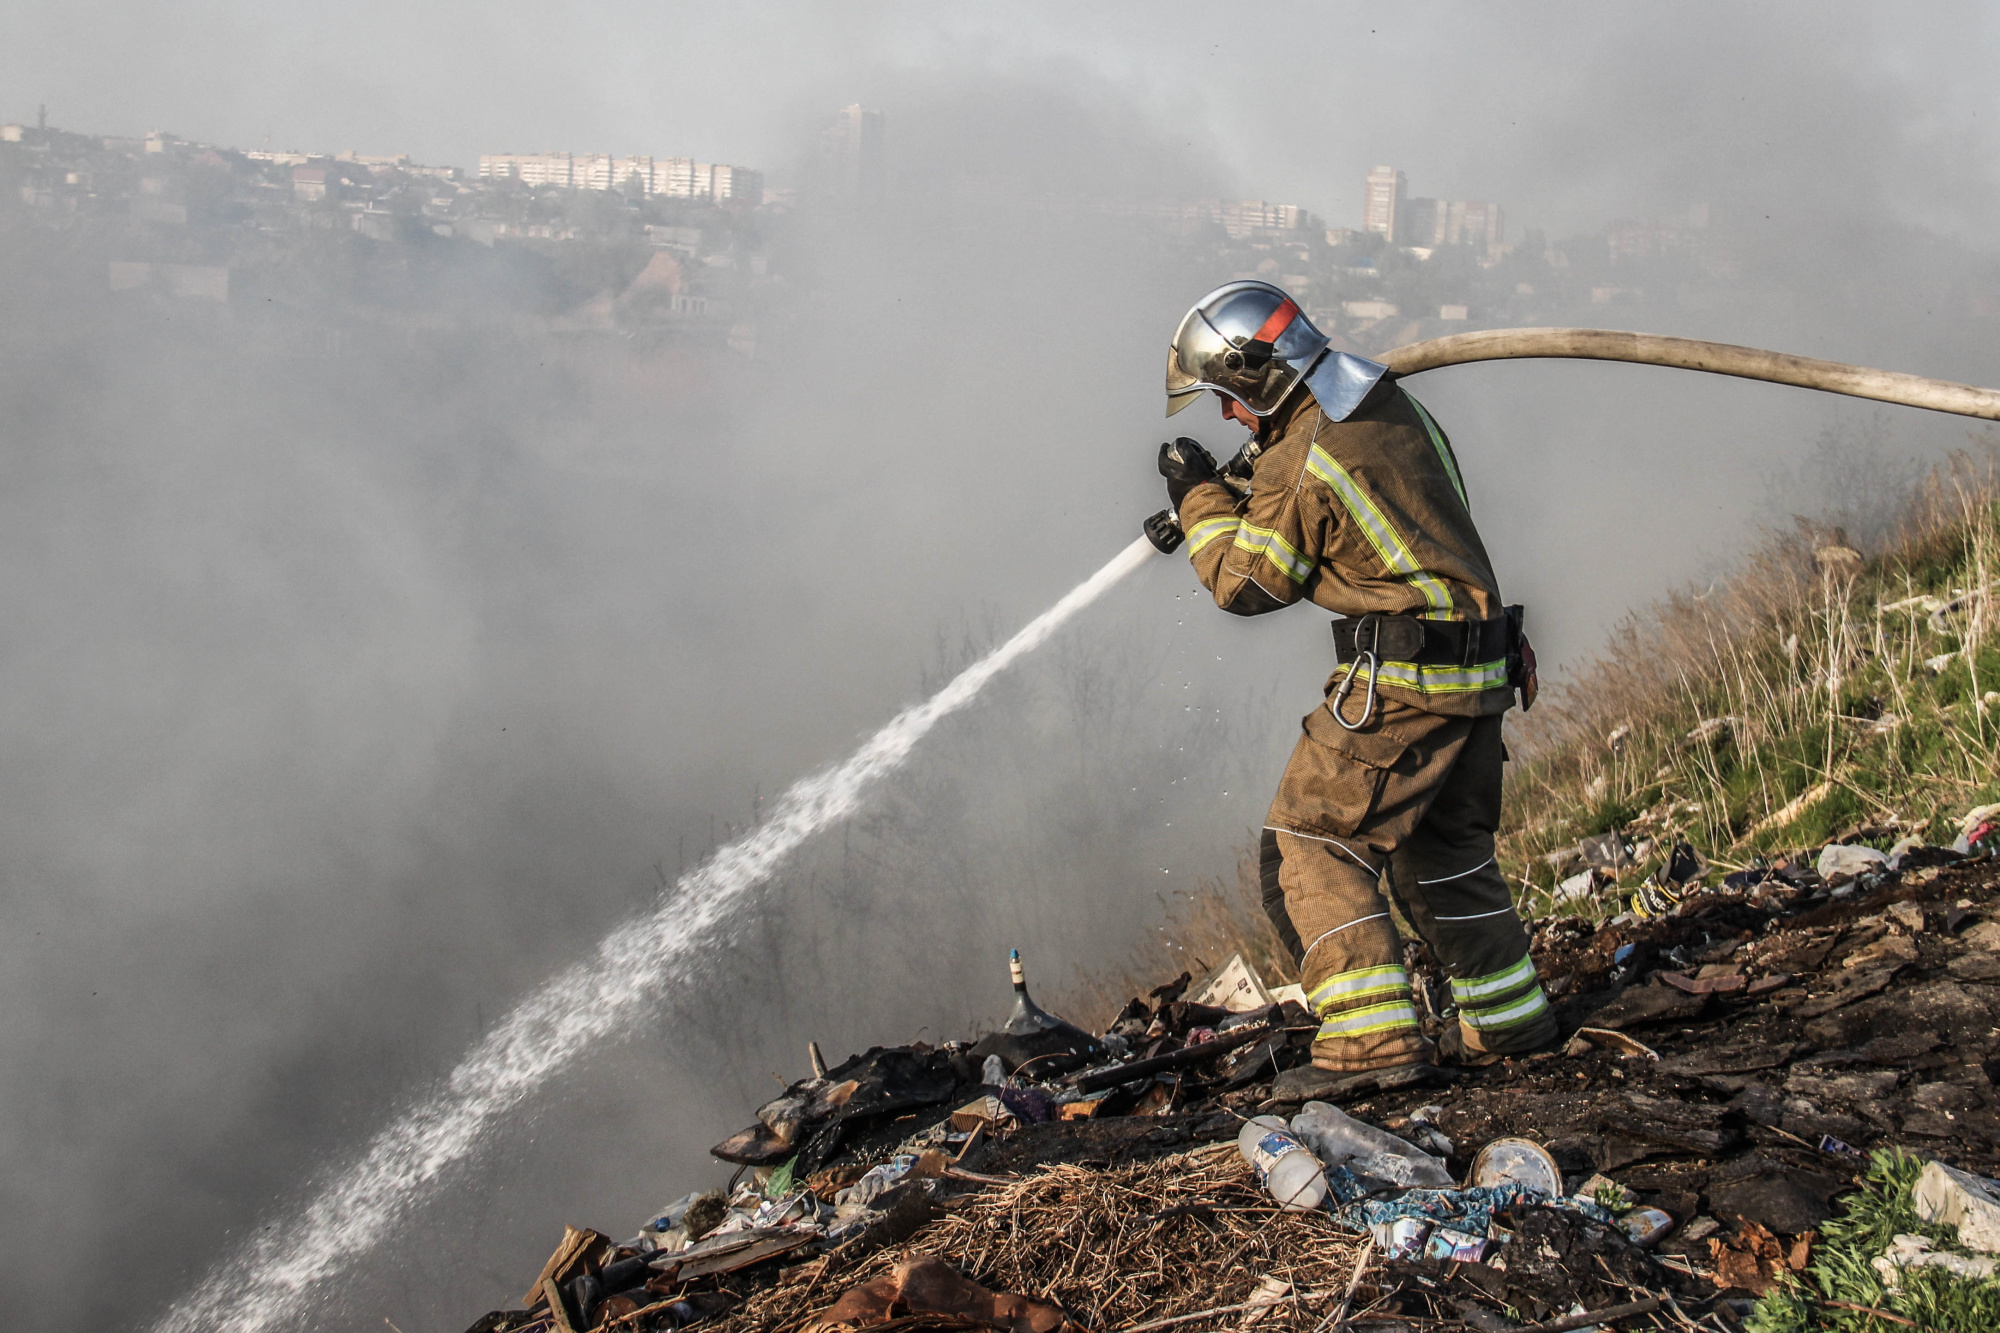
[{"xmin": 1143, "ymin": 509, "xmax": 1184, "ymax": 554}]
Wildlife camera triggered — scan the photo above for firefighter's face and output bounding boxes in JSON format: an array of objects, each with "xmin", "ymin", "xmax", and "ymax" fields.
[{"xmin": 1218, "ymin": 394, "xmax": 1259, "ymax": 430}]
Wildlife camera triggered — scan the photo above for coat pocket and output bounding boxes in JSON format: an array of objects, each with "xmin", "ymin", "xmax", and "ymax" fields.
[{"xmin": 1268, "ymin": 707, "xmax": 1416, "ymax": 839}]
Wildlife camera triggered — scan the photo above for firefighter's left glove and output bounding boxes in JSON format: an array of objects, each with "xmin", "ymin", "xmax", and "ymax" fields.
[{"xmin": 1157, "ymin": 437, "xmax": 1219, "ymax": 508}]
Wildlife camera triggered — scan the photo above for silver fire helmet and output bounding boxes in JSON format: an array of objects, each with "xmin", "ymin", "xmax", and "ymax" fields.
[
  {"xmin": 1165, "ymin": 280, "xmax": 1330, "ymax": 418},
  {"xmin": 1165, "ymin": 280, "xmax": 1391, "ymax": 423}
]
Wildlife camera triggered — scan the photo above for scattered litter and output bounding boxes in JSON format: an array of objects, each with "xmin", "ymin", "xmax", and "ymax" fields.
[
  {"xmin": 1578, "ymin": 832, "xmax": 1634, "ymax": 871},
  {"xmin": 453, "ymin": 851, "xmax": 2000, "ymax": 1333},
  {"xmin": 1290, "ymin": 1100, "xmax": 1452, "ymax": 1189},
  {"xmin": 1957, "ymin": 803, "xmax": 2000, "ymax": 855},
  {"xmin": 1235, "ymin": 1275, "xmax": 1292, "ymax": 1330},
  {"xmin": 1629, "ymin": 878, "xmax": 1683, "ymax": 920},
  {"xmin": 1189, "ymin": 953, "xmax": 1278, "ymax": 1013},
  {"xmin": 1555, "ymin": 867, "xmax": 1610, "ymax": 904},
  {"xmin": 1616, "ymin": 1208, "xmax": 1676, "ymax": 1248},
  {"xmin": 1236, "ymin": 1114, "xmax": 1328, "ymax": 1211},
  {"xmin": 1817, "ymin": 842, "xmax": 1888, "ymax": 885},
  {"xmin": 1469, "ymin": 1137, "xmax": 1563, "ymax": 1197}
]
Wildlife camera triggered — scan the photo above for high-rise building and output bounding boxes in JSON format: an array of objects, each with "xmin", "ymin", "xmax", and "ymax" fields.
[
  {"xmin": 1361, "ymin": 167, "xmax": 1505, "ymax": 257},
  {"xmin": 820, "ymin": 104, "xmax": 885, "ymax": 201},
  {"xmin": 1363, "ymin": 165, "xmax": 1406, "ymax": 240},
  {"xmin": 1402, "ymin": 197, "xmax": 1447, "ymax": 248},
  {"xmin": 1447, "ymin": 200, "xmax": 1504, "ymax": 257}
]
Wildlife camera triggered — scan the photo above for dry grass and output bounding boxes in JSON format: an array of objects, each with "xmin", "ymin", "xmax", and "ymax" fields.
[
  {"xmin": 1501, "ymin": 449, "xmax": 2000, "ymax": 915},
  {"xmin": 706, "ymin": 1148, "xmax": 1367, "ymax": 1333},
  {"xmin": 1058, "ymin": 850, "xmax": 1300, "ymax": 1032}
]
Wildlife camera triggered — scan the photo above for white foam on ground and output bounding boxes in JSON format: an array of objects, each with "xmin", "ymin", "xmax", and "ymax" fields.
[{"xmin": 153, "ymin": 534, "xmax": 1157, "ymax": 1333}]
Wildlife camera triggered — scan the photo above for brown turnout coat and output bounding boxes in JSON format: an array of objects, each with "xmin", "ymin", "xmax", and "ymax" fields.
[{"xmin": 1175, "ymin": 381, "xmax": 1512, "ymax": 718}]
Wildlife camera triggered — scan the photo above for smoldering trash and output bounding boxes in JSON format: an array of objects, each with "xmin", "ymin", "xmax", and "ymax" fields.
[{"xmin": 461, "ymin": 821, "xmax": 2000, "ymax": 1333}]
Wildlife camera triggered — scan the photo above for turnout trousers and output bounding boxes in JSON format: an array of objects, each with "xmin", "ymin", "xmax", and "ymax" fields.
[{"xmin": 1261, "ymin": 692, "xmax": 1556, "ymax": 1072}]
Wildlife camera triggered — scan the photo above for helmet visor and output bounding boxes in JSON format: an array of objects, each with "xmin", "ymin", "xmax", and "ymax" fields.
[{"xmin": 1164, "ymin": 309, "xmax": 1254, "ymax": 417}]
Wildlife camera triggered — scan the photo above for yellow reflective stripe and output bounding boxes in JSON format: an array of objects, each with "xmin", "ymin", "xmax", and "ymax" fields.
[
  {"xmin": 1233, "ymin": 523, "xmax": 1312, "ymax": 584},
  {"xmin": 1316, "ymin": 1000, "xmax": 1421, "ymax": 1040},
  {"xmin": 1451, "ymin": 954, "xmax": 1539, "ymax": 1003},
  {"xmin": 1304, "ymin": 444, "xmax": 1453, "ymax": 613},
  {"xmin": 1344, "ymin": 658, "xmax": 1509, "ymax": 694},
  {"xmin": 1405, "ymin": 393, "xmax": 1468, "ymax": 512},
  {"xmin": 1308, "ymin": 965, "xmax": 1411, "ymax": 1015},
  {"xmin": 1460, "ymin": 988, "xmax": 1550, "ymax": 1032},
  {"xmin": 1186, "ymin": 516, "xmax": 1242, "ymax": 556}
]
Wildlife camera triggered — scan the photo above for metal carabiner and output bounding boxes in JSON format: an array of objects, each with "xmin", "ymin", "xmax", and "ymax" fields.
[{"xmin": 1330, "ymin": 649, "xmax": 1379, "ymax": 730}]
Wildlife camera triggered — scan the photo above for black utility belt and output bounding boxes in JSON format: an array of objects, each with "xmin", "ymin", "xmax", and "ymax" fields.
[{"xmin": 1330, "ymin": 609, "xmax": 1521, "ymax": 669}]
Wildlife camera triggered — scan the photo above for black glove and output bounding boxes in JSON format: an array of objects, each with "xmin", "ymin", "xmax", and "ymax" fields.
[{"xmin": 1157, "ymin": 437, "xmax": 1218, "ymax": 507}]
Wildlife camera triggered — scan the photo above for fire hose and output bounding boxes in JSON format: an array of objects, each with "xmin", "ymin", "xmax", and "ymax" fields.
[{"xmin": 1143, "ymin": 327, "xmax": 2000, "ymax": 552}]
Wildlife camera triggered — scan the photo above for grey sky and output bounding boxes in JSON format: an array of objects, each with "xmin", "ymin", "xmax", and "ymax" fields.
[{"xmin": 11, "ymin": 4, "xmax": 2000, "ymax": 238}]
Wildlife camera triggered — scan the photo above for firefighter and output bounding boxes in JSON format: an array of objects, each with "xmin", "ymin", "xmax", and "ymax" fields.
[{"xmin": 1152, "ymin": 280, "xmax": 1555, "ymax": 1073}]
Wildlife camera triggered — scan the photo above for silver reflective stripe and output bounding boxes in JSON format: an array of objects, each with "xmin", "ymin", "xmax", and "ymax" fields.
[
  {"xmin": 1232, "ymin": 523, "xmax": 1312, "ymax": 583},
  {"xmin": 1347, "ymin": 657, "xmax": 1508, "ymax": 694},
  {"xmin": 1186, "ymin": 516, "xmax": 1241, "ymax": 555},
  {"xmin": 1451, "ymin": 954, "xmax": 1539, "ymax": 1003},
  {"xmin": 1268, "ymin": 826, "xmax": 1382, "ymax": 876},
  {"xmin": 1308, "ymin": 965, "xmax": 1411, "ymax": 1015},
  {"xmin": 1298, "ymin": 913, "xmax": 1391, "ymax": 970},
  {"xmin": 1460, "ymin": 987, "xmax": 1550, "ymax": 1032},
  {"xmin": 1316, "ymin": 1000, "xmax": 1421, "ymax": 1039},
  {"xmin": 1432, "ymin": 906, "xmax": 1515, "ymax": 922},
  {"xmin": 1304, "ymin": 444, "xmax": 1453, "ymax": 614},
  {"xmin": 1417, "ymin": 855, "xmax": 1496, "ymax": 885}
]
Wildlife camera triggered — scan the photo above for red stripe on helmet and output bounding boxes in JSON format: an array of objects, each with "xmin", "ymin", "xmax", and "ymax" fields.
[{"xmin": 1252, "ymin": 298, "xmax": 1298, "ymax": 345}]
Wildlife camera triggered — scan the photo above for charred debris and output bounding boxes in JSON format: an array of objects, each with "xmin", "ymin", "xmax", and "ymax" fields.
[{"xmin": 463, "ymin": 821, "xmax": 2000, "ymax": 1333}]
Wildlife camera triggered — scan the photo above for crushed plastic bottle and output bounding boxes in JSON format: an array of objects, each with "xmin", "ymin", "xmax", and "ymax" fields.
[
  {"xmin": 1237, "ymin": 1115, "xmax": 1328, "ymax": 1211},
  {"xmin": 1289, "ymin": 1101, "xmax": 1453, "ymax": 1189}
]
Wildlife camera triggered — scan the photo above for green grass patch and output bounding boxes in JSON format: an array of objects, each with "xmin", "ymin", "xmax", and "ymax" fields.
[
  {"xmin": 1750, "ymin": 1150, "xmax": 2000, "ymax": 1333},
  {"xmin": 1498, "ymin": 453, "xmax": 2000, "ymax": 905}
]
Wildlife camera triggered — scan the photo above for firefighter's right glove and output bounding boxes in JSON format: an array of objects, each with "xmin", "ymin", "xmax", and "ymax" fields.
[{"xmin": 1157, "ymin": 436, "xmax": 1219, "ymax": 508}]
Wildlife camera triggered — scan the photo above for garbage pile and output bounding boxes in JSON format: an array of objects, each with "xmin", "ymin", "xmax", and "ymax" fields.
[{"xmin": 463, "ymin": 813, "xmax": 2000, "ymax": 1333}]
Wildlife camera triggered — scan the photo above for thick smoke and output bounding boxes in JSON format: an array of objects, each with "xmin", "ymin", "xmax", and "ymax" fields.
[{"xmin": 0, "ymin": 9, "xmax": 1997, "ymax": 1333}]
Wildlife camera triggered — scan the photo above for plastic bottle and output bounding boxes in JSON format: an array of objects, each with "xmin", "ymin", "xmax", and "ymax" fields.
[
  {"xmin": 1001, "ymin": 949, "xmax": 1063, "ymax": 1035},
  {"xmin": 1237, "ymin": 1114, "xmax": 1328, "ymax": 1211},
  {"xmin": 1289, "ymin": 1101, "xmax": 1453, "ymax": 1188}
]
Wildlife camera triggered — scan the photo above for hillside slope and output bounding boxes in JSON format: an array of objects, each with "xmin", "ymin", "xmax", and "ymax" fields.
[{"xmin": 1502, "ymin": 454, "xmax": 2000, "ymax": 914}]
